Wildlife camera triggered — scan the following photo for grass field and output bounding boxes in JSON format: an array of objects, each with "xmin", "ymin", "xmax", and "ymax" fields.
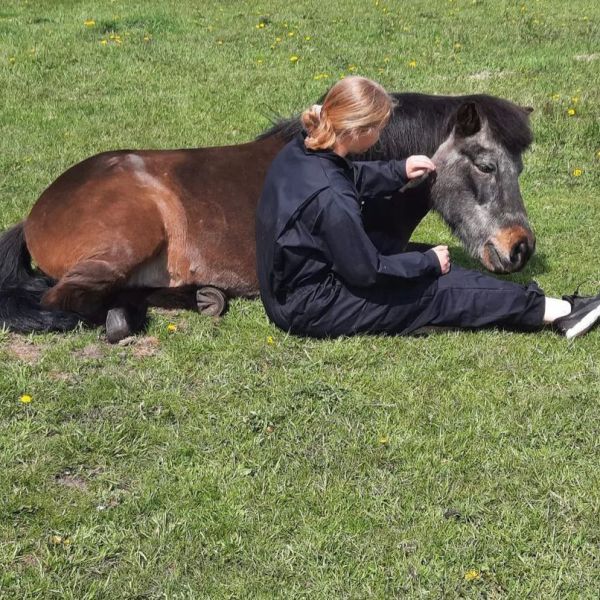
[{"xmin": 1, "ymin": 0, "xmax": 599, "ymax": 597}]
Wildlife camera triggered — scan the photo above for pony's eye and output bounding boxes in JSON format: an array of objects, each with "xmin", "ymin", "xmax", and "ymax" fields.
[{"xmin": 476, "ymin": 163, "xmax": 495, "ymax": 174}]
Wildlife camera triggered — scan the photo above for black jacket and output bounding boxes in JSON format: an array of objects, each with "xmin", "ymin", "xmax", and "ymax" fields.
[{"xmin": 256, "ymin": 132, "xmax": 441, "ymax": 329}]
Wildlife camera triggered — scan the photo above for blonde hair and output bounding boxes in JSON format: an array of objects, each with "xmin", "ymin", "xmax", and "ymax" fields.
[{"xmin": 301, "ymin": 76, "xmax": 395, "ymax": 151}]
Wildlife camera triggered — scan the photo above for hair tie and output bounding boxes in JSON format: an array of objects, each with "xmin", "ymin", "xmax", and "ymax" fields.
[{"xmin": 312, "ymin": 104, "xmax": 322, "ymax": 118}]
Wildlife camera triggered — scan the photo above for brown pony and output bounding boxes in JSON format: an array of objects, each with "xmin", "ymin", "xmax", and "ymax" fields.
[{"xmin": 0, "ymin": 92, "xmax": 535, "ymax": 341}]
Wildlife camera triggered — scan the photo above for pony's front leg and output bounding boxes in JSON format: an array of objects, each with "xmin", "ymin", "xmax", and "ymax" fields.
[{"xmin": 196, "ymin": 286, "xmax": 228, "ymax": 317}]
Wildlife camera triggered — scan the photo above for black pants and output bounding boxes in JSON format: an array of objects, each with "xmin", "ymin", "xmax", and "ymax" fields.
[{"xmin": 280, "ymin": 263, "xmax": 546, "ymax": 338}]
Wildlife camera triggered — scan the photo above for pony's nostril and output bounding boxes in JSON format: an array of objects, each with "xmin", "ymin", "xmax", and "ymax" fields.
[{"xmin": 510, "ymin": 240, "xmax": 528, "ymax": 264}]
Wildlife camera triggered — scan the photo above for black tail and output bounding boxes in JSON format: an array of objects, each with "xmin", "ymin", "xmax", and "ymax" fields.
[{"xmin": 0, "ymin": 223, "xmax": 82, "ymax": 332}]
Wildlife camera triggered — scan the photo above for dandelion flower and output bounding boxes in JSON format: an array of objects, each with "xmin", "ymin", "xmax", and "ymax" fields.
[
  {"xmin": 567, "ymin": 108, "xmax": 576, "ymax": 116},
  {"xmin": 255, "ymin": 22, "xmax": 265, "ymax": 29},
  {"xmin": 408, "ymin": 60, "xmax": 417, "ymax": 68},
  {"xmin": 304, "ymin": 36, "xmax": 311, "ymax": 41},
  {"xmin": 596, "ymin": 150, "xmax": 600, "ymax": 158},
  {"xmin": 9, "ymin": 56, "xmax": 15, "ymax": 63},
  {"xmin": 348, "ymin": 64, "xmax": 357, "ymax": 72},
  {"xmin": 289, "ymin": 55, "xmax": 299, "ymax": 63},
  {"xmin": 100, "ymin": 39, "xmax": 107, "ymax": 45},
  {"xmin": 167, "ymin": 323, "xmax": 177, "ymax": 333},
  {"xmin": 571, "ymin": 96, "xmax": 579, "ymax": 103},
  {"xmin": 19, "ymin": 394, "xmax": 32, "ymax": 403},
  {"xmin": 378, "ymin": 435, "xmax": 389, "ymax": 445},
  {"xmin": 464, "ymin": 570, "xmax": 481, "ymax": 581},
  {"xmin": 313, "ymin": 73, "xmax": 329, "ymax": 80},
  {"xmin": 51, "ymin": 535, "xmax": 63, "ymax": 544},
  {"xmin": 84, "ymin": 19, "xmax": 96, "ymax": 27},
  {"xmin": 551, "ymin": 93, "xmax": 560, "ymax": 101},
  {"xmin": 572, "ymin": 168, "xmax": 583, "ymax": 177},
  {"xmin": 266, "ymin": 335, "xmax": 275, "ymax": 344},
  {"xmin": 275, "ymin": 36, "xmax": 282, "ymax": 42}
]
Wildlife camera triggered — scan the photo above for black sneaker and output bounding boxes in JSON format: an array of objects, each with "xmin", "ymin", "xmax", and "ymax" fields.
[{"xmin": 554, "ymin": 293, "xmax": 600, "ymax": 339}]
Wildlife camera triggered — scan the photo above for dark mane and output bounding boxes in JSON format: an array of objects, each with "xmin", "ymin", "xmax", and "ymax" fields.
[{"xmin": 257, "ymin": 92, "xmax": 533, "ymax": 160}]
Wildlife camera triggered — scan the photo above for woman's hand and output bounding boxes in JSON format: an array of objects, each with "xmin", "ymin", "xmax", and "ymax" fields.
[
  {"xmin": 406, "ymin": 155, "xmax": 436, "ymax": 179},
  {"xmin": 432, "ymin": 245, "xmax": 451, "ymax": 274}
]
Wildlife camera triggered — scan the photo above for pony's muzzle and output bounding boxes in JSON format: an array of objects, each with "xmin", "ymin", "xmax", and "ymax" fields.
[{"xmin": 482, "ymin": 225, "xmax": 535, "ymax": 273}]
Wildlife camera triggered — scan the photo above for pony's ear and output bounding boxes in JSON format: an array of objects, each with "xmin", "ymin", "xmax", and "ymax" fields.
[{"xmin": 454, "ymin": 102, "xmax": 481, "ymax": 138}]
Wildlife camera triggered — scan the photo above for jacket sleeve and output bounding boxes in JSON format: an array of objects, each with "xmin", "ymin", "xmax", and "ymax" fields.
[
  {"xmin": 352, "ymin": 159, "xmax": 408, "ymax": 199},
  {"xmin": 318, "ymin": 188, "xmax": 441, "ymax": 287}
]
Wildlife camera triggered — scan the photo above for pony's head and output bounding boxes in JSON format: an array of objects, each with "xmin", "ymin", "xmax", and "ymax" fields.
[{"xmin": 429, "ymin": 99, "xmax": 535, "ymax": 273}]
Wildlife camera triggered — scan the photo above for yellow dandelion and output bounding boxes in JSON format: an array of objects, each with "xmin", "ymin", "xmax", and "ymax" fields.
[
  {"xmin": 313, "ymin": 73, "xmax": 329, "ymax": 80},
  {"xmin": 270, "ymin": 44, "xmax": 276, "ymax": 50},
  {"xmin": 143, "ymin": 35, "xmax": 150, "ymax": 42},
  {"xmin": 383, "ymin": 56, "xmax": 390, "ymax": 62},
  {"xmin": 289, "ymin": 55, "xmax": 299, "ymax": 63},
  {"xmin": 266, "ymin": 335, "xmax": 275, "ymax": 345},
  {"xmin": 304, "ymin": 35, "xmax": 311, "ymax": 41},
  {"xmin": 551, "ymin": 93, "xmax": 560, "ymax": 101},
  {"xmin": 257, "ymin": 58, "xmax": 263, "ymax": 64},
  {"xmin": 408, "ymin": 60, "xmax": 417, "ymax": 68},
  {"xmin": 255, "ymin": 22, "xmax": 265, "ymax": 29},
  {"xmin": 9, "ymin": 56, "xmax": 15, "ymax": 63},
  {"xmin": 217, "ymin": 40, "xmax": 223, "ymax": 45},
  {"xmin": 288, "ymin": 31, "xmax": 295, "ymax": 36},
  {"xmin": 348, "ymin": 64, "xmax": 357, "ymax": 72},
  {"xmin": 51, "ymin": 535, "xmax": 63, "ymax": 544},
  {"xmin": 167, "ymin": 323, "xmax": 177, "ymax": 333},
  {"xmin": 571, "ymin": 96, "xmax": 579, "ymax": 104},
  {"xmin": 100, "ymin": 39, "xmax": 108, "ymax": 45},
  {"xmin": 464, "ymin": 569, "xmax": 481, "ymax": 581},
  {"xmin": 378, "ymin": 435, "xmax": 389, "ymax": 445},
  {"xmin": 572, "ymin": 168, "xmax": 583, "ymax": 177},
  {"xmin": 19, "ymin": 394, "xmax": 32, "ymax": 404},
  {"xmin": 596, "ymin": 150, "xmax": 600, "ymax": 158},
  {"xmin": 84, "ymin": 19, "xmax": 96, "ymax": 27},
  {"xmin": 454, "ymin": 42, "xmax": 462, "ymax": 49},
  {"xmin": 567, "ymin": 108, "xmax": 576, "ymax": 116},
  {"xmin": 275, "ymin": 36, "xmax": 282, "ymax": 42},
  {"xmin": 63, "ymin": 538, "xmax": 72, "ymax": 546}
]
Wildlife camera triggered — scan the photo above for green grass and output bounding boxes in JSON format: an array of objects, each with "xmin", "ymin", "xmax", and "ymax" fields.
[{"xmin": 1, "ymin": 0, "xmax": 599, "ymax": 597}]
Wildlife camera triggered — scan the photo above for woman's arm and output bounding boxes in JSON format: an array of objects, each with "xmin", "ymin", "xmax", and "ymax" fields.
[
  {"xmin": 352, "ymin": 155, "xmax": 437, "ymax": 199},
  {"xmin": 352, "ymin": 159, "xmax": 408, "ymax": 199},
  {"xmin": 319, "ymin": 188, "xmax": 441, "ymax": 287}
]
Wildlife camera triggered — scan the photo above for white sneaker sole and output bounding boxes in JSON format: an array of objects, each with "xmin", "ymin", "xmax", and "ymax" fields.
[{"xmin": 565, "ymin": 305, "xmax": 600, "ymax": 340}]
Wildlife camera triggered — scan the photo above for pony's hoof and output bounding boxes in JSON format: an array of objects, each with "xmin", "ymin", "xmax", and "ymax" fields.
[
  {"xmin": 196, "ymin": 286, "xmax": 227, "ymax": 317},
  {"xmin": 105, "ymin": 307, "xmax": 132, "ymax": 344}
]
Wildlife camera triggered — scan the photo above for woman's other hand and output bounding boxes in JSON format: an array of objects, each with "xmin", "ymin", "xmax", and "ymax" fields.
[
  {"xmin": 406, "ymin": 155, "xmax": 436, "ymax": 179},
  {"xmin": 432, "ymin": 245, "xmax": 451, "ymax": 274}
]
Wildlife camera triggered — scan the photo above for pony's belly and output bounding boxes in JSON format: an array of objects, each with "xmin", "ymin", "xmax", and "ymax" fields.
[{"xmin": 125, "ymin": 252, "xmax": 171, "ymax": 288}]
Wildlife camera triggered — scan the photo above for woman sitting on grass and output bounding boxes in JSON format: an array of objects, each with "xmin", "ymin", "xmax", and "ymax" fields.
[{"xmin": 255, "ymin": 76, "xmax": 600, "ymax": 339}]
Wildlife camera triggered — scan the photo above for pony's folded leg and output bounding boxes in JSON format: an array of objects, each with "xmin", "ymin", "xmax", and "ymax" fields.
[{"xmin": 196, "ymin": 286, "xmax": 228, "ymax": 317}]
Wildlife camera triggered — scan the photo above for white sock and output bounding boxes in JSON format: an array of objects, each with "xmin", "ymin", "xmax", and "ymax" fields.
[{"xmin": 543, "ymin": 297, "xmax": 572, "ymax": 323}]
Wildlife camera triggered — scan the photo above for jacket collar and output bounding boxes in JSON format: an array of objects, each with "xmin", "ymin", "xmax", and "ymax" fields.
[{"xmin": 295, "ymin": 131, "xmax": 353, "ymax": 170}]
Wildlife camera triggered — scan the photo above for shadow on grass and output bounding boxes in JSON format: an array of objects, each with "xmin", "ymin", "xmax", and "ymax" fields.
[{"xmin": 446, "ymin": 244, "xmax": 550, "ymax": 284}]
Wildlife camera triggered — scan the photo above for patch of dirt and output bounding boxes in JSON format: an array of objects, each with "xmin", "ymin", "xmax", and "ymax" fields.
[
  {"xmin": 47, "ymin": 370, "xmax": 76, "ymax": 383},
  {"xmin": 131, "ymin": 336, "xmax": 161, "ymax": 358},
  {"xmin": 55, "ymin": 469, "xmax": 88, "ymax": 491},
  {"xmin": 74, "ymin": 344, "xmax": 105, "ymax": 360},
  {"xmin": 19, "ymin": 554, "xmax": 40, "ymax": 568},
  {"xmin": 7, "ymin": 335, "xmax": 43, "ymax": 364},
  {"xmin": 469, "ymin": 69, "xmax": 513, "ymax": 80}
]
